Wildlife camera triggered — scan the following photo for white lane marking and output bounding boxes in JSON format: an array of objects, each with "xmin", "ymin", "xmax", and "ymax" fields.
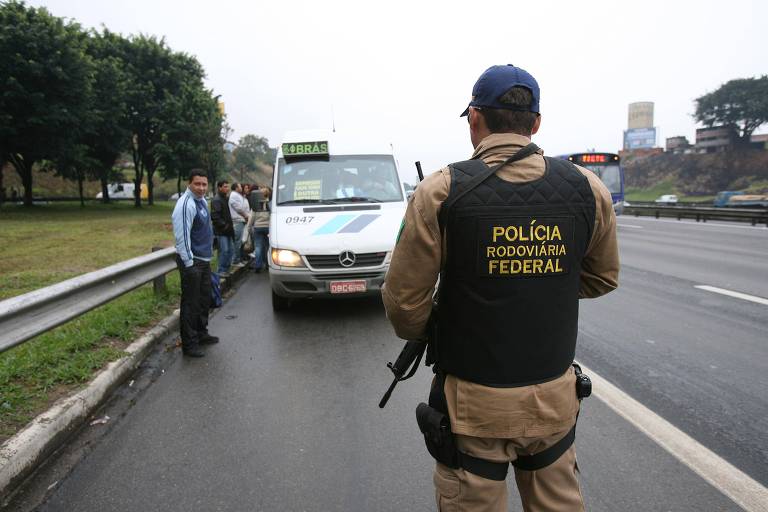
[
  {"xmin": 625, "ymin": 216, "xmax": 767, "ymax": 231},
  {"xmin": 579, "ymin": 362, "xmax": 768, "ymax": 512},
  {"xmin": 617, "ymin": 223, "xmax": 643, "ymax": 229},
  {"xmin": 694, "ymin": 285, "xmax": 768, "ymax": 306}
]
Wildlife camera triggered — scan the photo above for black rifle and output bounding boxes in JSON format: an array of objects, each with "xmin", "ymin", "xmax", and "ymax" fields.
[
  {"xmin": 379, "ymin": 161, "xmax": 434, "ymax": 409},
  {"xmin": 379, "ymin": 340, "xmax": 428, "ymax": 408}
]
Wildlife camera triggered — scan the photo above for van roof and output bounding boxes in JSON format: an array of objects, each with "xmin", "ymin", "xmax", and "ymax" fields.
[{"xmin": 279, "ymin": 129, "xmax": 394, "ymax": 158}]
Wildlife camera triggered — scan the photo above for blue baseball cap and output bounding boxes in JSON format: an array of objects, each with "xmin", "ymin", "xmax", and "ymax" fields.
[{"xmin": 460, "ymin": 64, "xmax": 540, "ymax": 117}]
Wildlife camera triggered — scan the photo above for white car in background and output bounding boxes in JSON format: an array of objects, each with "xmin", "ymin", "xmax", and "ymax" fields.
[{"xmin": 655, "ymin": 194, "xmax": 678, "ymax": 205}]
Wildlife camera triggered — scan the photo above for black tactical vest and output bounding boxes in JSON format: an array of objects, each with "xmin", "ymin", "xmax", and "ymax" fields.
[{"xmin": 436, "ymin": 151, "xmax": 596, "ymax": 387}]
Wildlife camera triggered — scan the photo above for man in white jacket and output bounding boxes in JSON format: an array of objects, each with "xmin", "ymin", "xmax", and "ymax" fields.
[{"xmin": 228, "ymin": 182, "xmax": 250, "ymax": 265}]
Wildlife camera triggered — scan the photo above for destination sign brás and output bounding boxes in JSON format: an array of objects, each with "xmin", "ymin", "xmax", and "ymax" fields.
[{"xmin": 282, "ymin": 141, "xmax": 329, "ymax": 157}]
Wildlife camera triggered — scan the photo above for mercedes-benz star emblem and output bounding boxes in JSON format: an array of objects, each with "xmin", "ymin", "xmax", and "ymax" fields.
[{"xmin": 339, "ymin": 250, "xmax": 356, "ymax": 268}]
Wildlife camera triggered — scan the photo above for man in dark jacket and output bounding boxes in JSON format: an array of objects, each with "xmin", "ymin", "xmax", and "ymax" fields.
[{"xmin": 210, "ymin": 179, "xmax": 235, "ymax": 275}]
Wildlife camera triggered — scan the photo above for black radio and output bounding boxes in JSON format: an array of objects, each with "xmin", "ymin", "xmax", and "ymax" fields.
[{"xmin": 573, "ymin": 363, "xmax": 592, "ymax": 399}]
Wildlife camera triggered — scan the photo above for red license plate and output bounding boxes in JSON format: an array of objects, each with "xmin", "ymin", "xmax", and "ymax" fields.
[{"xmin": 330, "ymin": 280, "xmax": 367, "ymax": 294}]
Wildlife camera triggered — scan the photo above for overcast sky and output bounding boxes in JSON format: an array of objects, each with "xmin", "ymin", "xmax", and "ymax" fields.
[{"xmin": 29, "ymin": 0, "xmax": 768, "ymax": 183}]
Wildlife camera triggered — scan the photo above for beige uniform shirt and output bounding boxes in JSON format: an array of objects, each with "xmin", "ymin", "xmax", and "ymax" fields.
[{"xmin": 382, "ymin": 133, "xmax": 619, "ymax": 438}]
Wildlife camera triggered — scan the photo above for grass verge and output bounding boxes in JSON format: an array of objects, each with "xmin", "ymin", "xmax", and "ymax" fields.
[
  {"xmin": 626, "ymin": 181, "xmax": 714, "ymax": 203},
  {"xmin": 0, "ymin": 201, "xmax": 189, "ymax": 442}
]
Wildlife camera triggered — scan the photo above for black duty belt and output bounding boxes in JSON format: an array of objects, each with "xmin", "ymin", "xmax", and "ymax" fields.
[{"xmin": 416, "ymin": 368, "xmax": 587, "ymax": 481}]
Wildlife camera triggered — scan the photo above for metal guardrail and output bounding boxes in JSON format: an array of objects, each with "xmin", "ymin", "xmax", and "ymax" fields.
[
  {"xmin": 0, "ymin": 247, "xmax": 177, "ymax": 354},
  {"xmin": 625, "ymin": 204, "xmax": 768, "ymax": 226}
]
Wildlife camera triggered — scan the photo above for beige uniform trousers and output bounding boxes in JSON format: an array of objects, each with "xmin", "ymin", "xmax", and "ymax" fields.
[{"xmin": 433, "ymin": 426, "xmax": 585, "ymax": 512}]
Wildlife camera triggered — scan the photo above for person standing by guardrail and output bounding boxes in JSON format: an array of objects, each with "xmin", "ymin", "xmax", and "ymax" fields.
[
  {"xmin": 172, "ymin": 169, "xmax": 219, "ymax": 358},
  {"xmin": 228, "ymin": 182, "xmax": 251, "ymax": 266},
  {"xmin": 211, "ymin": 179, "xmax": 235, "ymax": 276}
]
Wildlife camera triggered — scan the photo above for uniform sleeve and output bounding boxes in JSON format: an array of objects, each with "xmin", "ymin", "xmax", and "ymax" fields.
[
  {"xmin": 578, "ymin": 167, "xmax": 619, "ymax": 298},
  {"xmin": 172, "ymin": 196, "xmax": 196, "ymax": 267},
  {"xmin": 381, "ymin": 169, "xmax": 450, "ymax": 340}
]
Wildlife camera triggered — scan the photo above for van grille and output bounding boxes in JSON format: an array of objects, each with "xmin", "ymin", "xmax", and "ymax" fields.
[
  {"xmin": 312, "ymin": 271, "xmax": 384, "ymax": 281},
  {"xmin": 305, "ymin": 252, "xmax": 386, "ymax": 269}
]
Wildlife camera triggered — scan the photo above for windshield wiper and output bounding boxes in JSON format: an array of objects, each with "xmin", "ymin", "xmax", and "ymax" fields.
[
  {"xmin": 327, "ymin": 196, "xmax": 382, "ymax": 203},
  {"xmin": 278, "ymin": 199, "xmax": 333, "ymax": 205}
]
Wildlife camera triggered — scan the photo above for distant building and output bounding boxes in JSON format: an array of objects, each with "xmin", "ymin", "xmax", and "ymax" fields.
[
  {"xmin": 628, "ymin": 102, "xmax": 654, "ymax": 129},
  {"xmin": 666, "ymin": 136, "xmax": 692, "ymax": 154},
  {"xmin": 624, "ymin": 102, "xmax": 656, "ymax": 151},
  {"xmin": 750, "ymin": 133, "xmax": 768, "ymax": 150},
  {"xmin": 695, "ymin": 126, "xmax": 737, "ymax": 153}
]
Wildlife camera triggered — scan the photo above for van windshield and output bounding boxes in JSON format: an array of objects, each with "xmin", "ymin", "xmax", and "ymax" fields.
[{"xmin": 276, "ymin": 155, "xmax": 403, "ymax": 205}]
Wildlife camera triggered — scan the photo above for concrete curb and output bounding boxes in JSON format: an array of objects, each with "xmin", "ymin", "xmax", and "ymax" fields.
[
  {"xmin": 0, "ymin": 264, "xmax": 250, "ymax": 503},
  {"xmin": 0, "ymin": 311, "xmax": 179, "ymax": 503}
]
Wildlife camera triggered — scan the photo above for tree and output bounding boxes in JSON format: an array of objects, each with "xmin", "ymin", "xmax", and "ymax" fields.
[
  {"xmin": 694, "ymin": 76, "xmax": 768, "ymax": 144},
  {"xmin": 155, "ymin": 83, "xmax": 224, "ymax": 194},
  {"xmin": 233, "ymin": 134, "xmax": 272, "ymax": 180},
  {"xmin": 116, "ymin": 37, "xmax": 209, "ymax": 206},
  {"xmin": 46, "ymin": 143, "xmax": 95, "ymax": 207},
  {"xmin": 0, "ymin": 1, "xmax": 93, "ymax": 206},
  {"xmin": 84, "ymin": 30, "xmax": 132, "ymax": 203}
]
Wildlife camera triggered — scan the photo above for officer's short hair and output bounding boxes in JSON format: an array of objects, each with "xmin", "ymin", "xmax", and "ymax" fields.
[
  {"xmin": 188, "ymin": 169, "xmax": 208, "ymax": 182},
  {"xmin": 217, "ymin": 179, "xmax": 229, "ymax": 188},
  {"xmin": 480, "ymin": 87, "xmax": 540, "ymax": 135}
]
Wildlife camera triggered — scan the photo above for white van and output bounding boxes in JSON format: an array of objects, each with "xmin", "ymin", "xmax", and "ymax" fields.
[
  {"xmin": 95, "ymin": 182, "xmax": 148, "ymax": 200},
  {"xmin": 268, "ymin": 130, "xmax": 407, "ymax": 311}
]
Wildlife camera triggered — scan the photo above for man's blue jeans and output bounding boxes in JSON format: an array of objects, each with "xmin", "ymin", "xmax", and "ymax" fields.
[
  {"xmin": 216, "ymin": 235, "xmax": 234, "ymax": 274},
  {"xmin": 232, "ymin": 221, "xmax": 245, "ymax": 264},
  {"xmin": 251, "ymin": 227, "xmax": 269, "ymax": 271}
]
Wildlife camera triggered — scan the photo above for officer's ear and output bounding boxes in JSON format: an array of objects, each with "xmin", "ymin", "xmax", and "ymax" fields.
[{"xmin": 531, "ymin": 114, "xmax": 542, "ymax": 135}]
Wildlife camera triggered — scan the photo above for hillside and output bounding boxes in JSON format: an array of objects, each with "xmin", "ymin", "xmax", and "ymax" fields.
[{"xmin": 623, "ymin": 149, "xmax": 768, "ymax": 196}]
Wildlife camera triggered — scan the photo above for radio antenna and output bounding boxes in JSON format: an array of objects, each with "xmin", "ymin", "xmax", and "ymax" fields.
[{"xmin": 331, "ymin": 104, "xmax": 336, "ymax": 133}]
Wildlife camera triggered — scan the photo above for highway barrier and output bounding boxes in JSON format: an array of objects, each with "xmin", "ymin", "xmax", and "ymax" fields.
[
  {"xmin": 0, "ymin": 247, "xmax": 177, "ymax": 354},
  {"xmin": 625, "ymin": 204, "xmax": 768, "ymax": 226}
]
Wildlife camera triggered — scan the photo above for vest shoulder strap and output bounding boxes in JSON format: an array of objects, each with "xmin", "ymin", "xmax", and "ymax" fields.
[{"xmin": 439, "ymin": 143, "xmax": 540, "ymax": 230}]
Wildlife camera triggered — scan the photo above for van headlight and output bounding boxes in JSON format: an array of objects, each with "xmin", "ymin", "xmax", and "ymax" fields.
[{"xmin": 271, "ymin": 248, "xmax": 306, "ymax": 267}]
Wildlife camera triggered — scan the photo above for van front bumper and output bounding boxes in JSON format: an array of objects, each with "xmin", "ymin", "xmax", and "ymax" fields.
[{"xmin": 269, "ymin": 266, "xmax": 388, "ymax": 299}]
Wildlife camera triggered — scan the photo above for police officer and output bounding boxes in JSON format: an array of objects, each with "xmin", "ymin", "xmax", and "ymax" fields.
[{"xmin": 382, "ymin": 65, "xmax": 619, "ymax": 511}]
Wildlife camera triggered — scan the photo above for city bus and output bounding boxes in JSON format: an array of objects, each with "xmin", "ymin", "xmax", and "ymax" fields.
[{"xmin": 559, "ymin": 152, "xmax": 625, "ymax": 215}]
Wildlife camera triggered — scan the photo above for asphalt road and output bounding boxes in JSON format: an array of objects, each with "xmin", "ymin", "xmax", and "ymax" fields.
[{"xmin": 9, "ymin": 216, "xmax": 767, "ymax": 511}]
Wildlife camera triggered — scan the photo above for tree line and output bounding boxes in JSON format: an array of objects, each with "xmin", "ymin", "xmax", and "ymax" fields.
[{"xmin": 0, "ymin": 1, "xmax": 227, "ymax": 207}]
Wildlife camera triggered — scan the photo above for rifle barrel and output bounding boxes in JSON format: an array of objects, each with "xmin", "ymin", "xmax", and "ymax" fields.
[
  {"xmin": 379, "ymin": 377, "xmax": 399, "ymax": 408},
  {"xmin": 415, "ymin": 161, "xmax": 424, "ymax": 182}
]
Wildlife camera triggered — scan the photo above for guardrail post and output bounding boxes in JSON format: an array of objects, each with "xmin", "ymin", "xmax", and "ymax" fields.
[{"xmin": 152, "ymin": 246, "xmax": 167, "ymax": 296}]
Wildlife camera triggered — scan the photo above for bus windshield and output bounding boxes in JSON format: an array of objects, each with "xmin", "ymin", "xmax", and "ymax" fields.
[
  {"xmin": 276, "ymin": 155, "xmax": 403, "ymax": 205},
  {"xmin": 582, "ymin": 164, "xmax": 622, "ymax": 194}
]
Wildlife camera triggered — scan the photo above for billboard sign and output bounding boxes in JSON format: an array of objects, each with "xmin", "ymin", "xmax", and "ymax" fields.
[{"xmin": 624, "ymin": 128, "xmax": 656, "ymax": 149}]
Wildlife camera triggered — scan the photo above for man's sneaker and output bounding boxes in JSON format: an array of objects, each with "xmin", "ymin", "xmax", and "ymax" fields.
[
  {"xmin": 182, "ymin": 346, "xmax": 205, "ymax": 357},
  {"xmin": 199, "ymin": 334, "xmax": 219, "ymax": 345}
]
